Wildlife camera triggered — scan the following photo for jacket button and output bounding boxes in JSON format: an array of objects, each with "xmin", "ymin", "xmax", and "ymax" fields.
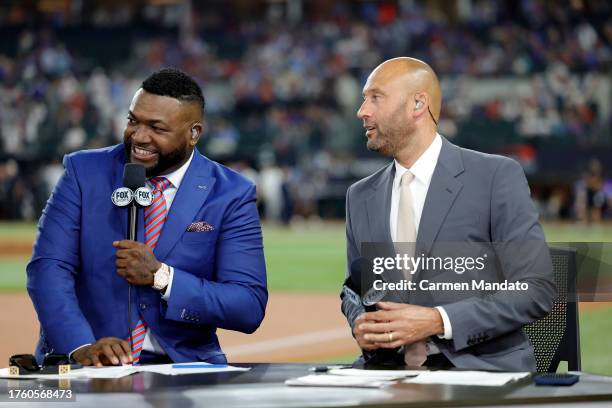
[{"xmin": 140, "ymin": 304, "xmax": 146, "ymax": 310}]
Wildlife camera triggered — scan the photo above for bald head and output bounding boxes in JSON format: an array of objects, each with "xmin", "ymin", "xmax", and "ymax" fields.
[
  {"xmin": 367, "ymin": 57, "xmax": 442, "ymax": 121},
  {"xmin": 357, "ymin": 57, "xmax": 442, "ymax": 164}
]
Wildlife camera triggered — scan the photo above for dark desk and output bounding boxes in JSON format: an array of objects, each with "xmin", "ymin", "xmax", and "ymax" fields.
[{"xmin": 2, "ymin": 364, "xmax": 612, "ymax": 407}]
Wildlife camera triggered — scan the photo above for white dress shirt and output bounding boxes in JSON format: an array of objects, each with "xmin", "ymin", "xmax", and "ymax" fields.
[
  {"xmin": 71, "ymin": 150, "xmax": 195, "ymax": 359},
  {"xmin": 389, "ymin": 134, "xmax": 453, "ymax": 342},
  {"xmin": 140, "ymin": 150, "xmax": 194, "ymax": 354}
]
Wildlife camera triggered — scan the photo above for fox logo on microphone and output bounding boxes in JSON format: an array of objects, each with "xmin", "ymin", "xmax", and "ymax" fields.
[
  {"xmin": 134, "ymin": 187, "xmax": 154, "ymax": 207},
  {"xmin": 111, "ymin": 187, "xmax": 133, "ymax": 207}
]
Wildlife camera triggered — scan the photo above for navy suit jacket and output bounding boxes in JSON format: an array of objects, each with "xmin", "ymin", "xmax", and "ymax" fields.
[{"xmin": 27, "ymin": 144, "xmax": 268, "ymax": 363}]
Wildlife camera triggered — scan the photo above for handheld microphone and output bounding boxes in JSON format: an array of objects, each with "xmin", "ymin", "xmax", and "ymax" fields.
[
  {"xmin": 123, "ymin": 163, "xmax": 146, "ymax": 190},
  {"xmin": 111, "ymin": 165, "xmax": 154, "ymax": 238},
  {"xmin": 343, "ymin": 258, "xmax": 387, "ymax": 311},
  {"xmin": 342, "ymin": 257, "xmax": 387, "ymax": 338},
  {"xmin": 117, "ymin": 163, "xmax": 147, "ymax": 359},
  {"xmin": 122, "ymin": 164, "xmax": 146, "ymax": 241},
  {"xmin": 343, "ymin": 257, "xmax": 402, "ymax": 366}
]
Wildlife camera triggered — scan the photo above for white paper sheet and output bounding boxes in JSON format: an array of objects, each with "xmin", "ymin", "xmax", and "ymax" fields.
[
  {"xmin": 0, "ymin": 362, "xmax": 249, "ymax": 380},
  {"xmin": 404, "ymin": 370, "xmax": 530, "ymax": 386},
  {"xmin": 285, "ymin": 374, "xmax": 394, "ymax": 388},
  {"xmin": 137, "ymin": 362, "xmax": 249, "ymax": 376},
  {"xmin": 328, "ymin": 368, "xmax": 421, "ymax": 380}
]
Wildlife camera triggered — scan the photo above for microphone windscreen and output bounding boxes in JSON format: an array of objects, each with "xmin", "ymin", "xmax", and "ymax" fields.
[{"xmin": 123, "ymin": 163, "xmax": 146, "ymax": 191}]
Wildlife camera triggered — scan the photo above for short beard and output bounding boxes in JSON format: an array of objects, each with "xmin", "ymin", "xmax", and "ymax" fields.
[
  {"xmin": 366, "ymin": 105, "xmax": 413, "ymax": 157},
  {"xmin": 124, "ymin": 138, "xmax": 189, "ymax": 178},
  {"xmin": 367, "ymin": 133, "xmax": 400, "ymax": 156}
]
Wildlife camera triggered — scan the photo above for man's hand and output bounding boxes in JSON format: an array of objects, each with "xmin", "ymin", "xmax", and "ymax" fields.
[
  {"xmin": 113, "ymin": 240, "xmax": 160, "ymax": 286},
  {"xmin": 358, "ymin": 302, "xmax": 444, "ymax": 349},
  {"xmin": 352, "ymin": 313, "xmax": 380, "ymax": 351},
  {"xmin": 72, "ymin": 337, "xmax": 133, "ymax": 367}
]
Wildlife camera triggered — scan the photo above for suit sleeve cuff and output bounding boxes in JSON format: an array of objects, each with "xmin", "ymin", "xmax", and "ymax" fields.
[
  {"xmin": 161, "ymin": 266, "xmax": 175, "ymax": 301},
  {"xmin": 69, "ymin": 343, "xmax": 91, "ymax": 360},
  {"xmin": 435, "ymin": 306, "xmax": 453, "ymax": 339}
]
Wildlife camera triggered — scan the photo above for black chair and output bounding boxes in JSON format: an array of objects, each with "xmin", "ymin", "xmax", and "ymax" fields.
[{"xmin": 523, "ymin": 247, "xmax": 581, "ymax": 372}]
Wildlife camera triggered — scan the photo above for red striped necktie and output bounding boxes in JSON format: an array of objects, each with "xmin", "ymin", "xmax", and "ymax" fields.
[{"xmin": 130, "ymin": 176, "xmax": 172, "ymax": 365}]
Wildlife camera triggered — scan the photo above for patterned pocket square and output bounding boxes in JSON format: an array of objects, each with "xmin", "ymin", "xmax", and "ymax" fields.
[{"xmin": 186, "ymin": 221, "xmax": 215, "ymax": 232}]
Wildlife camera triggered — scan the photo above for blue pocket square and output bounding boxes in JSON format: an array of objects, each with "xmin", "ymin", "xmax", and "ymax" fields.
[{"xmin": 186, "ymin": 221, "xmax": 215, "ymax": 232}]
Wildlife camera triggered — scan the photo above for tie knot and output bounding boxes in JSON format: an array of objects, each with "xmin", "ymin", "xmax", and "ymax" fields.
[
  {"xmin": 400, "ymin": 171, "xmax": 414, "ymax": 186},
  {"xmin": 149, "ymin": 176, "xmax": 171, "ymax": 192}
]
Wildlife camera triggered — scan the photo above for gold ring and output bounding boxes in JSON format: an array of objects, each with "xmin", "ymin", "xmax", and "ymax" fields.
[{"xmin": 389, "ymin": 332, "xmax": 393, "ymax": 342}]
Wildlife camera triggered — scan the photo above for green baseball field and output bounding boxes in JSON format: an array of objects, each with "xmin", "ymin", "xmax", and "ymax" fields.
[{"xmin": 0, "ymin": 221, "xmax": 610, "ymax": 373}]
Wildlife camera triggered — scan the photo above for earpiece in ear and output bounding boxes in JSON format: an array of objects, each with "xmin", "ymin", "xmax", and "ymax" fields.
[
  {"xmin": 415, "ymin": 100, "xmax": 423, "ymax": 110},
  {"xmin": 191, "ymin": 128, "xmax": 197, "ymax": 139}
]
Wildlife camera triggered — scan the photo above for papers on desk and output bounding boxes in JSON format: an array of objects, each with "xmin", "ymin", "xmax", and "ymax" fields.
[
  {"xmin": 328, "ymin": 368, "xmax": 421, "ymax": 380},
  {"xmin": 286, "ymin": 368, "xmax": 530, "ymax": 389},
  {"xmin": 145, "ymin": 362, "xmax": 248, "ymax": 376},
  {"xmin": 0, "ymin": 362, "xmax": 249, "ymax": 380},
  {"xmin": 404, "ymin": 370, "xmax": 530, "ymax": 386},
  {"xmin": 286, "ymin": 368, "xmax": 420, "ymax": 388},
  {"xmin": 285, "ymin": 374, "xmax": 395, "ymax": 388}
]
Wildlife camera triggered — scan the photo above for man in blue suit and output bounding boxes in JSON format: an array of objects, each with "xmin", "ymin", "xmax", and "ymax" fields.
[{"xmin": 27, "ymin": 68, "xmax": 268, "ymax": 366}]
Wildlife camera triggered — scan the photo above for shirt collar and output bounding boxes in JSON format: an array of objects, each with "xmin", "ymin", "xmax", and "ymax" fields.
[
  {"xmin": 393, "ymin": 133, "xmax": 443, "ymax": 189},
  {"xmin": 155, "ymin": 149, "xmax": 195, "ymax": 190}
]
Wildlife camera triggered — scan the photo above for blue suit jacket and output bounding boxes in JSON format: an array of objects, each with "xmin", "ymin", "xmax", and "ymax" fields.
[{"xmin": 27, "ymin": 144, "xmax": 268, "ymax": 363}]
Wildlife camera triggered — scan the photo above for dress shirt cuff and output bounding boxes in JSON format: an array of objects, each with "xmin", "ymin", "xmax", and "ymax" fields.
[
  {"xmin": 69, "ymin": 343, "xmax": 91, "ymax": 360},
  {"xmin": 435, "ymin": 306, "xmax": 453, "ymax": 339},
  {"xmin": 161, "ymin": 266, "xmax": 175, "ymax": 301}
]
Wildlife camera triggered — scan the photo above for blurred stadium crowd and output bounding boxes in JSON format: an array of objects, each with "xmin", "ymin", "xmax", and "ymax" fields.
[{"xmin": 0, "ymin": 0, "xmax": 610, "ymax": 222}]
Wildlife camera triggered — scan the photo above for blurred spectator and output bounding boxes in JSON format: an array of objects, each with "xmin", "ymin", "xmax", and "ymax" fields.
[
  {"xmin": 586, "ymin": 159, "xmax": 606, "ymax": 223},
  {"xmin": 0, "ymin": 0, "xmax": 610, "ymax": 222},
  {"xmin": 258, "ymin": 153, "xmax": 285, "ymax": 222}
]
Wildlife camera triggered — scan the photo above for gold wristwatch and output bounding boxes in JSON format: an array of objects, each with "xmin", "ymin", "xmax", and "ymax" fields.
[{"xmin": 153, "ymin": 263, "xmax": 170, "ymax": 291}]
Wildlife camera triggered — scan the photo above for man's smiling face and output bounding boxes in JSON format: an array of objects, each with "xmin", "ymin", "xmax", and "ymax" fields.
[{"xmin": 123, "ymin": 88, "xmax": 199, "ymax": 177}]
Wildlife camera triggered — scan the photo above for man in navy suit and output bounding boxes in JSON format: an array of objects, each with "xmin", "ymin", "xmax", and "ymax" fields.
[{"xmin": 27, "ymin": 68, "xmax": 267, "ymax": 366}]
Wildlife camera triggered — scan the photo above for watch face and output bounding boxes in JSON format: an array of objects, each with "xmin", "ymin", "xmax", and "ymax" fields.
[
  {"xmin": 154, "ymin": 265, "xmax": 170, "ymax": 290},
  {"xmin": 159, "ymin": 273, "xmax": 169, "ymax": 286}
]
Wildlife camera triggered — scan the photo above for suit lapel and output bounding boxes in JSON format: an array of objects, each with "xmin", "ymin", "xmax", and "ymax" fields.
[
  {"xmin": 365, "ymin": 163, "xmax": 394, "ymax": 243},
  {"xmin": 416, "ymin": 138, "xmax": 464, "ymax": 257},
  {"xmin": 111, "ymin": 146, "xmax": 129, "ymax": 239},
  {"xmin": 363, "ymin": 163, "xmax": 407, "ymax": 302},
  {"xmin": 409, "ymin": 139, "xmax": 464, "ymax": 303},
  {"xmin": 154, "ymin": 152, "xmax": 216, "ymax": 260}
]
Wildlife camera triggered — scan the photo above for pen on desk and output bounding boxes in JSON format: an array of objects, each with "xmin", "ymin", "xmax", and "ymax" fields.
[
  {"xmin": 310, "ymin": 364, "xmax": 352, "ymax": 373},
  {"xmin": 171, "ymin": 364, "xmax": 228, "ymax": 369}
]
